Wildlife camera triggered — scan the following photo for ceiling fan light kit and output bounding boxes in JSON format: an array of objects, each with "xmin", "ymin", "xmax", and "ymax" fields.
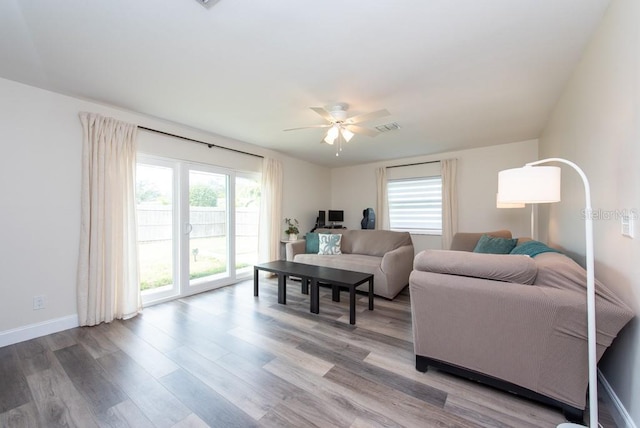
[{"xmin": 284, "ymin": 102, "xmax": 391, "ymax": 157}]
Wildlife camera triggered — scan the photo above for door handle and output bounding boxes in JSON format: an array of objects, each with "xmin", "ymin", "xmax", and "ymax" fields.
[{"xmin": 185, "ymin": 223, "xmax": 193, "ymax": 234}]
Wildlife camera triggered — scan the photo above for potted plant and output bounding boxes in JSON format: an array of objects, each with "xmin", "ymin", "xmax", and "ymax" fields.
[{"xmin": 284, "ymin": 218, "xmax": 299, "ymax": 240}]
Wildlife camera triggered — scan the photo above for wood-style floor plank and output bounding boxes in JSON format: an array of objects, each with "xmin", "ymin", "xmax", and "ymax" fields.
[
  {"xmin": 159, "ymin": 369, "xmax": 258, "ymax": 428},
  {"xmin": 97, "ymin": 350, "xmax": 191, "ymax": 428},
  {"xmin": 324, "ymin": 364, "xmax": 482, "ymax": 428},
  {"xmin": 66, "ymin": 326, "xmax": 119, "ymax": 360},
  {"xmin": 169, "ymin": 413, "xmax": 210, "ymax": 428},
  {"xmin": 119, "ymin": 316, "xmax": 183, "ymax": 354},
  {"xmin": 0, "ymin": 401, "xmax": 39, "ymax": 428},
  {"xmin": 296, "ymin": 339, "xmax": 447, "ymax": 407},
  {"xmin": 229, "ymin": 325, "xmax": 335, "ymax": 377},
  {"xmin": 0, "ymin": 345, "xmax": 33, "ymax": 413},
  {"xmin": 26, "ymin": 363, "xmax": 99, "ymax": 428},
  {"xmin": 96, "ymin": 321, "xmax": 179, "ymax": 379},
  {"xmin": 0, "ymin": 278, "xmax": 620, "ymax": 427},
  {"xmin": 95, "ymin": 399, "xmax": 155, "ymax": 428},
  {"xmin": 166, "ymin": 346, "xmax": 273, "ymax": 420},
  {"xmin": 263, "ymin": 357, "xmax": 407, "ymax": 427},
  {"xmin": 214, "ymin": 351, "xmax": 307, "ymax": 403},
  {"xmin": 14, "ymin": 338, "xmax": 54, "ymax": 377},
  {"xmin": 54, "ymin": 344, "xmax": 127, "ymax": 414}
]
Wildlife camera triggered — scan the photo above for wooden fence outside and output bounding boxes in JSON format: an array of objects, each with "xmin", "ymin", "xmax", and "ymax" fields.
[{"xmin": 137, "ymin": 205, "xmax": 259, "ymax": 242}]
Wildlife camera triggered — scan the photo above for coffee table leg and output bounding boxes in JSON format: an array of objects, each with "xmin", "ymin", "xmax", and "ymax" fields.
[
  {"xmin": 277, "ymin": 274, "xmax": 287, "ymax": 304},
  {"xmin": 350, "ymin": 286, "xmax": 356, "ymax": 325},
  {"xmin": 332, "ymin": 284, "xmax": 340, "ymax": 302},
  {"xmin": 254, "ymin": 267, "xmax": 259, "ymax": 296},
  {"xmin": 301, "ymin": 278, "xmax": 309, "ymax": 295},
  {"xmin": 368, "ymin": 277, "xmax": 374, "ymax": 310},
  {"xmin": 310, "ymin": 278, "xmax": 319, "ymax": 314}
]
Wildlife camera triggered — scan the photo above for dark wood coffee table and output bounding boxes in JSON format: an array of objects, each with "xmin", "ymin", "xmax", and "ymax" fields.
[{"xmin": 254, "ymin": 261, "xmax": 374, "ymax": 325}]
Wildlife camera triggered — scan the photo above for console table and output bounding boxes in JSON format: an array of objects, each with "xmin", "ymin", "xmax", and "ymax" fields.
[{"xmin": 254, "ymin": 261, "xmax": 374, "ymax": 325}]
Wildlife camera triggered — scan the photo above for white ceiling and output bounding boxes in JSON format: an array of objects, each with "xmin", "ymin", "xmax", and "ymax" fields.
[{"xmin": 0, "ymin": 0, "xmax": 610, "ymax": 167}]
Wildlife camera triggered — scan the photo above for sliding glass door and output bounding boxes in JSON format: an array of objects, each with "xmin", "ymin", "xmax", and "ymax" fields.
[
  {"xmin": 235, "ymin": 174, "xmax": 261, "ymax": 277},
  {"xmin": 136, "ymin": 156, "xmax": 259, "ymax": 304},
  {"xmin": 136, "ymin": 159, "xmax": 179, "ymax": 301},
  {"xmin": 186, "ymin": 168, "xmax": 230, "ymax": 293}
]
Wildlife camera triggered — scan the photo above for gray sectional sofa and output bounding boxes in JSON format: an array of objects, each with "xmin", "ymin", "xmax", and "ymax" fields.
[
  {"xmin": 409, "ymin": 231, "xmax": 634, "ymax": 422},
  {"xmin": 286, "ymin": 229, "xmax": 414, "ymax": 299}
]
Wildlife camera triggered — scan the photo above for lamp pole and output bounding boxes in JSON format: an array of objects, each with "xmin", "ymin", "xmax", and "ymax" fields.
[{"xmin": 526, "ymin": 158, "xmax": 596, "ymax": 428}]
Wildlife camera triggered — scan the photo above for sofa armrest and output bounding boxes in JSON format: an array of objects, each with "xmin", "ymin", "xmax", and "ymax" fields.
[
  {"xmin": 381, "ymin": 245, "xmax": 414, "ymax": 285},
  {"xmin": 409, "ymin": 271, "xmax": 589, "ymax": 408},
  {"xmin": 414, "ymin": 249, "xmax": 537, "ymax": 284},
  {"xmin": 285, "ymin": 240, "xmax": 306, "ymax": 261}
]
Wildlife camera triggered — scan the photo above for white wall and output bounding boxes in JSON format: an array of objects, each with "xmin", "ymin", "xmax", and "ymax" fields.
[
  {"xmin": 538, "ymin": 0, "xmax": 640, "ymax": 424},
  {"xmin": 0, "ymin": 77, "xmax": 330, "ymax": 343},
  {"xmin": 330, "ymin": 140, "xmax": 538, "ymax": 253}
]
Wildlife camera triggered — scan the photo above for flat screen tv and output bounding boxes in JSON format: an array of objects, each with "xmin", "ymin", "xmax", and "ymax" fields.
[{"xmin": 328, "ymin": 210, "xmax": 344, "ymax": 223}]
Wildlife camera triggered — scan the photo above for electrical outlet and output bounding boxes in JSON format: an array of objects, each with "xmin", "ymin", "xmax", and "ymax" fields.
[{"xmin": 33, "ymin": 295, "xmax": 46, "ymax": 310}]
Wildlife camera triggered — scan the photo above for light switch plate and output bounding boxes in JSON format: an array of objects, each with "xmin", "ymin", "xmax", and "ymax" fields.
[{"xmin": 621, "ymin": 212, "xmax": 634, "ymax": 238}]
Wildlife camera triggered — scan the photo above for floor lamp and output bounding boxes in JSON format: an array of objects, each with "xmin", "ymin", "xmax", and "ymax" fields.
[{"xmin": 498, "ymin": 158, "xmax": 596, "ymax": 428}]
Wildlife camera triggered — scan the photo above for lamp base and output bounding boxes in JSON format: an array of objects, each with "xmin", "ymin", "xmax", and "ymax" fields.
[{"xmin": 557, "ymin": 423, "xmax": 587, "ymax": 427}]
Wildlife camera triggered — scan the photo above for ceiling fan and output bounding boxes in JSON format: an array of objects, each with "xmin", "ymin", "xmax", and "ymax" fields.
[{"xmin": 284, "ymin": 103, "xmax": 390, "ymax": 155}]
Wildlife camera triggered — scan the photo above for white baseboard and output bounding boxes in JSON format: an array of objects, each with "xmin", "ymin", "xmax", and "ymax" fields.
[
  {"xmin": 0, "ymin": 314, "xmax": 79, "ymax": 348},
  {"xmin": 598, "ymin": 369, "xmax": 637, "ymax": 428}
]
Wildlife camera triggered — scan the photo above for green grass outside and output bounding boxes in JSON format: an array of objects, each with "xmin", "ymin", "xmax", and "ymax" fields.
[{"xmin": 139, "ymin": 236, "xmax": 257, "ymax": 291}]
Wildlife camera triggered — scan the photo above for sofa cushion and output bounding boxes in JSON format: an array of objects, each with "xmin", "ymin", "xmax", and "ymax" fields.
[
  {"xmin": 347, "ymin": 230, "xmax": 413, "ymax": 257},
  {"xmin": 473, "ymin": 234, "xmax": 518, "ymax": 254},
  {"xmin": 414, "ymin": 249, "xmax": 537, "ymax": 284},
  {"xmin": 305, "ymin": 233, "xmax": 319, "ymax": 254},
  {"xmin": 510, "ymin": 240, "xmax": 561, "ymax": 258},
  {"xmin": 318, "ymin": 233, "xmax": 342, "ymax": 255},
  {"xmin": 449, "ymin": 230, "xmax": 512, "ymax": 252},
  {"xmin": 294, "ymin": 253, "xmax": 381, "ymax": 275}
]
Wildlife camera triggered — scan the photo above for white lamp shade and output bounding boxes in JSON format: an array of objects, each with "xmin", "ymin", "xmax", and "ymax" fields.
[
  {"xmin": 324, "ymin": 125, "xmax": 339, "ymax": 145},
  {"xmin": 496, "ymin": 193, "xmax": 525, "ymax": 208},
  {"xmin": 498, "ymin": 166, "xmax": 561, "ymax": 204},
  {"xmin": 341, "ymin": 127, "xmax": 354, "ymax": 142}
]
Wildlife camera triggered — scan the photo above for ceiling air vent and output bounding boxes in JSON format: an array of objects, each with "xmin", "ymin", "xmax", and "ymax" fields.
[
  {"xmin": 194, "ymin": 0, "xmax": 220, "ymax": 9},
  {"xmin": 375, "ymin": 122, "xmax": 401, "ymax": 133}
]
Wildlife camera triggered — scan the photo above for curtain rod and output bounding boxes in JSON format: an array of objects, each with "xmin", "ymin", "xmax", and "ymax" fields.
[
  {"xmin": 138, "ymin": 126, "xmax": 264, "ymax": 159},
  {"xmin": 386, "ymin": 160, "xmax": 441, "ymax": 169}
]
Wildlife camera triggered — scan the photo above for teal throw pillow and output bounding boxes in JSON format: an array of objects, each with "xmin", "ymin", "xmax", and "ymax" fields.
[
  {"xmin": 305, "ymin": 233, "xmax": 319, "ymax": 254},
  {"xmin": 510, "ymin": 240, "xmax": 561, "ymax": 257},
  {"xmin": 473, "ymin": 234, "xmax": 518, "ymax": 254},
  {"xmin": 318, "ymin": 233, "xmax": 342, "ymax": 255}
]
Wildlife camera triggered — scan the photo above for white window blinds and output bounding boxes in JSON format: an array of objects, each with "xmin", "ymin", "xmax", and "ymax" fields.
[{"xmin": 387, "ymin": 176, "xmax": 442, "ymax": 232}]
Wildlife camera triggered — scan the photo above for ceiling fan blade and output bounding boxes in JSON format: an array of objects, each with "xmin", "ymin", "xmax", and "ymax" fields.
[
  {"xmin": 283, "ymin": 124, "xmax": 331, "ymax": 131},
  {"xmin": 345, "ymin": 109, "xmax": 390, "ymax": 125},
  {"xmin": 345, "ymin": 125, "xmax": 380, "ymax": 137},
  {"xmin": 310, "ymin": 107, "xmax": 335, "ymax": 123}
]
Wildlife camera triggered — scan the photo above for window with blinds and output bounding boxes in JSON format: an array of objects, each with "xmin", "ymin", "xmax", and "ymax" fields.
[{"xmin": 387, "ymin": 176, "xmax": 442, "ymax": 233}]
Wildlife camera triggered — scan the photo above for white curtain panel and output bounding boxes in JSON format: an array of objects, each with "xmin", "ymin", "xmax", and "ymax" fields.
[
  {"xmin": 259, "ymin": 157, "xmax": 283, "ymax": 262},
  {"xmin": 441, "ymin": 158, "xmax": 458, "ymax": 250},
  {"xmin": 77, "ymin": 112, "xmax": 141, "ymax": 326},
  {"xmin": 375, "ymin": 167, "xmax": 390, "ymax": 230}
]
